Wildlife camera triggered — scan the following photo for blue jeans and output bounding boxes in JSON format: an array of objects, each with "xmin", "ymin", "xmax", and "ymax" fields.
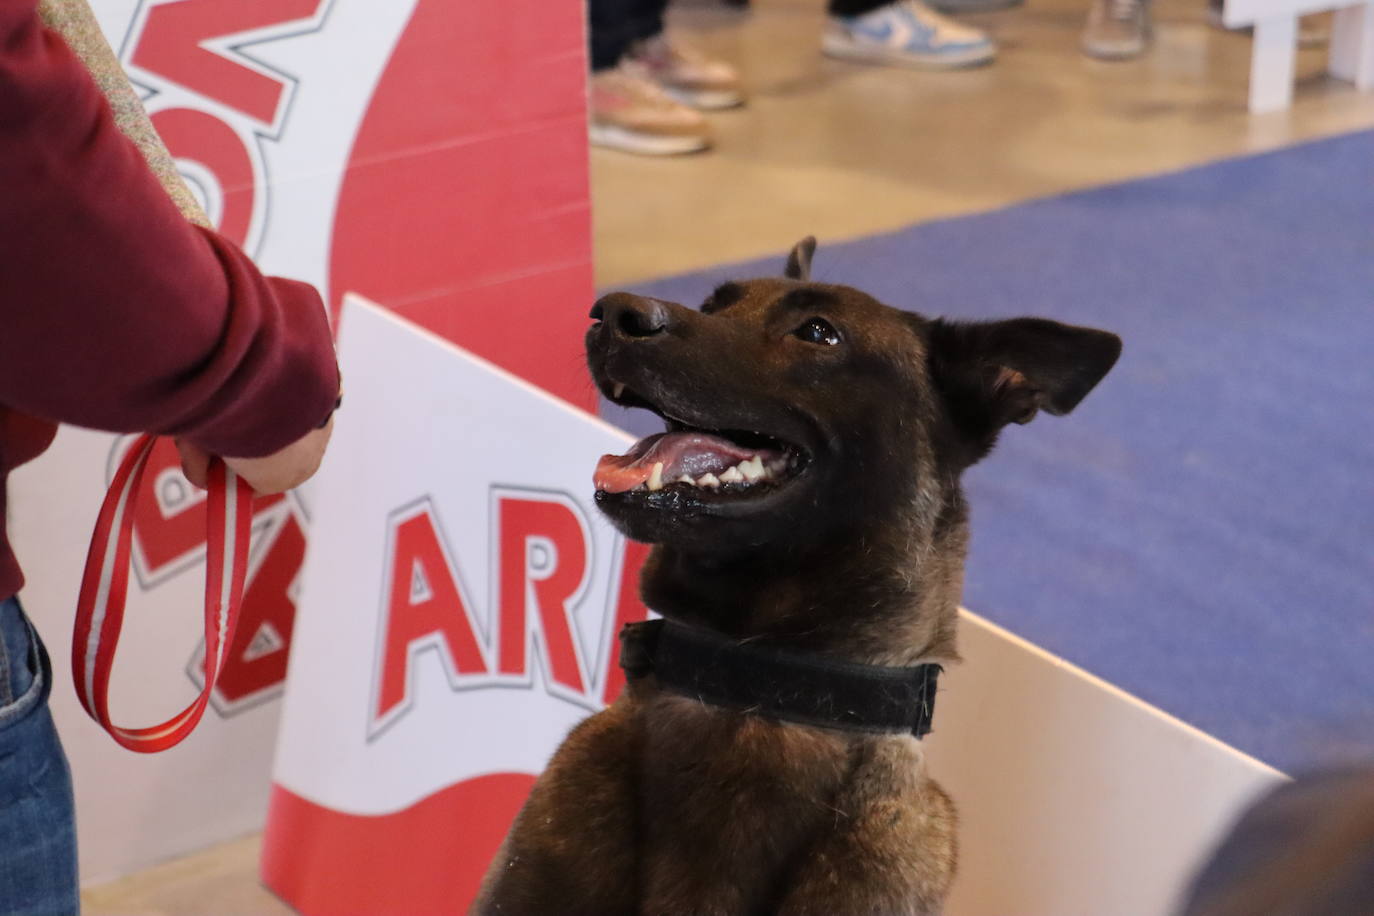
[{"xmin": 0, "ymin": 597, "xmax": 78, "ymax": 915}]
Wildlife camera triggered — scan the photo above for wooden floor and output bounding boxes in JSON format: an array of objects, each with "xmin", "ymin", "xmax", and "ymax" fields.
[
  {"xmin": 82, "ymin": 835, "xmax": 291, "ymax": 916},
  {"xmin": 84, "ymin": 0, "xmax": 1374, "ymax": 912},
  {"xmin": 593, "ymin": 0, "xmax": 1373, "ymax": 287}
]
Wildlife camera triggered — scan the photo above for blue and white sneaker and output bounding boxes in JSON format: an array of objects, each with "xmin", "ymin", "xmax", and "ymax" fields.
[{"xmin": 823, "ymin": 0, "xmax": 996, "ymax": 70}]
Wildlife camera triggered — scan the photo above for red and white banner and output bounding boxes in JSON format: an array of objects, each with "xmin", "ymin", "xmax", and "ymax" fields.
[
  {"xmin": 263, "ymin": 296, "xmax": 648, "ymax": 914},
  {"xmin": 12, "ymin": 0, "xmax": 591, "ymax": 883}
]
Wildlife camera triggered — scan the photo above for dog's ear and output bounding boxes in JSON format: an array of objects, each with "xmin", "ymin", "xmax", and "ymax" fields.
[
  {"xmin": 784, "ymin": 237, "xmax": 817, "ymax": 281},
  {"xmin": 928, "ymin": 317, "xmax": 1121, "ymax": 453}
]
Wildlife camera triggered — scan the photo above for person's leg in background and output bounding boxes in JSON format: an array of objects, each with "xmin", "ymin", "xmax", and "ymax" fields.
[
  {"xmin": 589, "ymin": 0, "xmax": 667, "ymax": 75},
  {"xmin": 1080, "ymin": 0, "xmax": 1152, "ymax": 59},
  {"xmin": 588, "ymin": 0, "xmax": 743, "ymax": 156},
  {"xmin": 823, "ymin": 0, "xmax": 998, "ymax": 69},
  {"xmin": 623, "ymin": 9, "xmax": 745, "ymax": 110},
  {"xmin": 0, "ymin": 597, "xmax": 79, "ymax": 916}
]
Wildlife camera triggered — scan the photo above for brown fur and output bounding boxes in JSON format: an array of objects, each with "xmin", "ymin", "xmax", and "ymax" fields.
[
  {"xmin": 477, "ymin": 687, "xmax": 956, "ymax": 916},
  {"xmin": 474, "ymin": 239, "xmax": 1119, "ymax": 915}
]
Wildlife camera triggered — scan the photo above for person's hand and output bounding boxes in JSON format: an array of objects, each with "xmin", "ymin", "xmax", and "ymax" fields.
[{"xmin": 176, "ymin": 416, "xmax": 333, "ymax": 495}]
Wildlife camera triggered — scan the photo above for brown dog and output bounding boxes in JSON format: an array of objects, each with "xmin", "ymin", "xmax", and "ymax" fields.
[{"xmin": 474, "ymin": 238, "xmax": 1120, "ymax": 915}]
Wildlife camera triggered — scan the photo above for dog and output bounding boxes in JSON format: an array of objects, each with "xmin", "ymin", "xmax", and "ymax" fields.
[{"xmin": 474, "ymin": 238, "xmax": 1121, "ymax": 915}]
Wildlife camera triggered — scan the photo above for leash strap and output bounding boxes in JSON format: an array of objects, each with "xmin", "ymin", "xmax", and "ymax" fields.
[
  {"xmin": 73, "ymin": 434, "xmax": 253, "ymax": 752},
  {"xmin": 620, "ymin": 619, "xmax": 943, "ymax": 738}
]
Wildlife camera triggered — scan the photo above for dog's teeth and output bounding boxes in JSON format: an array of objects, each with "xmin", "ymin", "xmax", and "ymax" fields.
[
  {"xmin": 647, "ymin": 462, "xmax": 665, "ymax": 492},
  {"xmin": 612, "ymin": 382, "xmax": 625, "ymax": 399},
  {"xmin": 697, "ymin": 473, "xmax": 720, "ymax": 488},
  {"xmin": 719, "ymin": 466, "xmax": 744, "ymax": 484},
  {"xmin": 739, "ymin": 457, "xmax": 765, "ymax": 483},
  {"xmin": 767, "ymin": 458, "xmax": 787, "ymax": 476},
  {"xmin": 676, "ymin": 474, "xmax": 694, "ymax": 485}
]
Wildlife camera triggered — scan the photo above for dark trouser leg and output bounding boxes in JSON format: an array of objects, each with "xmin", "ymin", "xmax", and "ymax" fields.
[
  {"xmin": 589, "ymin": 0, "xmax": 672, "ymax": 71},
  {"xmin": 829, "ymin": 0, "xmax": 894, "ymax": 15}
]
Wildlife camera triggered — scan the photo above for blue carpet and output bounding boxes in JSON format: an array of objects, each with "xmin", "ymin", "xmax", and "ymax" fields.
[{"xmin": 602, "ymin": 131, "xmax": 1374, "ymax": 774}]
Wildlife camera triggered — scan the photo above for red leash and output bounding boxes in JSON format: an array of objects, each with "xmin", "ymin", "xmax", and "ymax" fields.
[{"xmin": 73, "ymin": 434, "xmax": 254, "ymax": 752}]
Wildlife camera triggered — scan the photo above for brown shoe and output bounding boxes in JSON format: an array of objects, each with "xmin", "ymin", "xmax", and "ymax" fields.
[
  {"xmin": 627, "ymin": 33, "xmax": 745, "ymax": 110},
  {"xmin": 589, "ymin": 63, "xmax": 713, "ymax": 156}
]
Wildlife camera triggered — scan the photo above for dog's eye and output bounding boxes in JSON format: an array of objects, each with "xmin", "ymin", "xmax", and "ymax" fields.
[{"xmin": 793, "ymin": 317, "xmax": 841, "ymax": 346}]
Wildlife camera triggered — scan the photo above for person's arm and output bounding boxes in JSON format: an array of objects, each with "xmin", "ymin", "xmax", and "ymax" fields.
[{"xmin": 0, "ymin": 0, "xmax": 338, "ymax": 466}]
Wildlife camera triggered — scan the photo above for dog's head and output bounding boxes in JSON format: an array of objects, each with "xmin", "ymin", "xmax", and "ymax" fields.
[{"xmin": 587, "ymin": 238, "xmax": 1121, "ymax": 561}]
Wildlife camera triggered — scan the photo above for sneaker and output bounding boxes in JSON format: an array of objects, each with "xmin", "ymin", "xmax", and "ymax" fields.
[
  {"xmin": 627, "ymin": 33, "xmax": 745, "ymax": 110},
  {"xmin": 822, "ymin": 1, "xmax": 997, "ymax": 70},
  {"xmin": 1081, "ymin": 0, "xmax": 1151, "ymax": 59},
  {"xmin": 588, "ymin": 63, "xmax": 713, "ymax": 156}
]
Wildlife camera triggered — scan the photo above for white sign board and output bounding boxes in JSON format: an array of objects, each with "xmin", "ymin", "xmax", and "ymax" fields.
[
  {"xmin": 931, "ymin": 612, "xmax": 1282, "ymax": 916},
  {"xmin": 263, "ymin": 296, "xmax": 650, "ymax": 913}
]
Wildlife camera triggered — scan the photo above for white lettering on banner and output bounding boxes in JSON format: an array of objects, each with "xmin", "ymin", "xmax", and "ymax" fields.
[{"xmin": 371, "ymin": 488, "xmax": 640, "ymax": 739}]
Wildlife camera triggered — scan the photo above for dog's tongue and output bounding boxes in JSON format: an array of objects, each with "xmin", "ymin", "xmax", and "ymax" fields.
[{"xmin": 595, "ymin": 432, "xmax": 777, "ymax": 493}]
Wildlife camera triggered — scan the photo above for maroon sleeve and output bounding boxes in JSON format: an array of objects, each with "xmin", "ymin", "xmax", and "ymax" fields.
[{"xmin": 0, "ymin": 0, "xmax": 339, "ymax": 459}]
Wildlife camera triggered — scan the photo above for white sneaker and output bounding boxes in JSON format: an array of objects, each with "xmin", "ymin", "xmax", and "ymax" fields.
[{"xmin": 823, "ymin": 0, "xmax": 997, "ymax": 70}]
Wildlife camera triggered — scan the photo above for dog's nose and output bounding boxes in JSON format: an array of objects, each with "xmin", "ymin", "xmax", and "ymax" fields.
[{"xmin": 591, "ymin": 292, "xmax": 671, "ymax": 339}]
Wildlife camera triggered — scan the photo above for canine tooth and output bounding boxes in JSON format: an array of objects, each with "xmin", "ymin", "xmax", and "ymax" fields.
[
  {"xmin": 612, "ymin": 382, "xmax": 625, "ymax": 398},
  {"xmin": 648, "ymin": 462, "xmax": 665, "ymax": 491},
  {"xmin": 740, "ymin": 457, "xmax": 765, "ymax": 483},
  {"xmin": 719, "ymin": 466, "xmax": 745, "ymax": 484},
  {"xmin": 697, "ymin": 473, "xmax": 720, "ymax": 488}
]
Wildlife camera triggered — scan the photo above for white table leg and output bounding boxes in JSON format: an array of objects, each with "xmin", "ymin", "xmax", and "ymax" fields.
[
  {"xmin": 1249, "ymin": 15, "xmax": 1298, "ymax": 113},
  {"xmin": 1331, "ymin": 2, "xmax": 1374, "ymax": 89}
]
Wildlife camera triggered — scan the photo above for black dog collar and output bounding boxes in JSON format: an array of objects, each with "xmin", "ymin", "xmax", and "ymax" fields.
[{"xmin": 619, "ymin": 619, "xmax": 942, "ymax": 738}]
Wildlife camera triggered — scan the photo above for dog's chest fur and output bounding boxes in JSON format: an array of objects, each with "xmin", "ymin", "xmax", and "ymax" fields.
[{"xmin": 634, "ymin": 690, "xmax": 933, "ymax": 914}]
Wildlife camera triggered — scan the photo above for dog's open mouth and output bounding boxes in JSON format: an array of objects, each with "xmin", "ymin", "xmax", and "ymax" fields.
[
  {"xmin": 595, "ymin": 429, "xmax": 797, "ymax": 494},
  {"xmin": 595, "ymin": 388, "xmax": 807, "ymax": 497}
]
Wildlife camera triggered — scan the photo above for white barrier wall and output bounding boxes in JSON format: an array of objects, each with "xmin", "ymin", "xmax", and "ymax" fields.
[
  {"xmin": 931, "ymin": 612, "xmax": 1283, "ymax": 916},
  {"xmin": 264, "ymin": 295, "xmax": 1285, "ymax": 915}
]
